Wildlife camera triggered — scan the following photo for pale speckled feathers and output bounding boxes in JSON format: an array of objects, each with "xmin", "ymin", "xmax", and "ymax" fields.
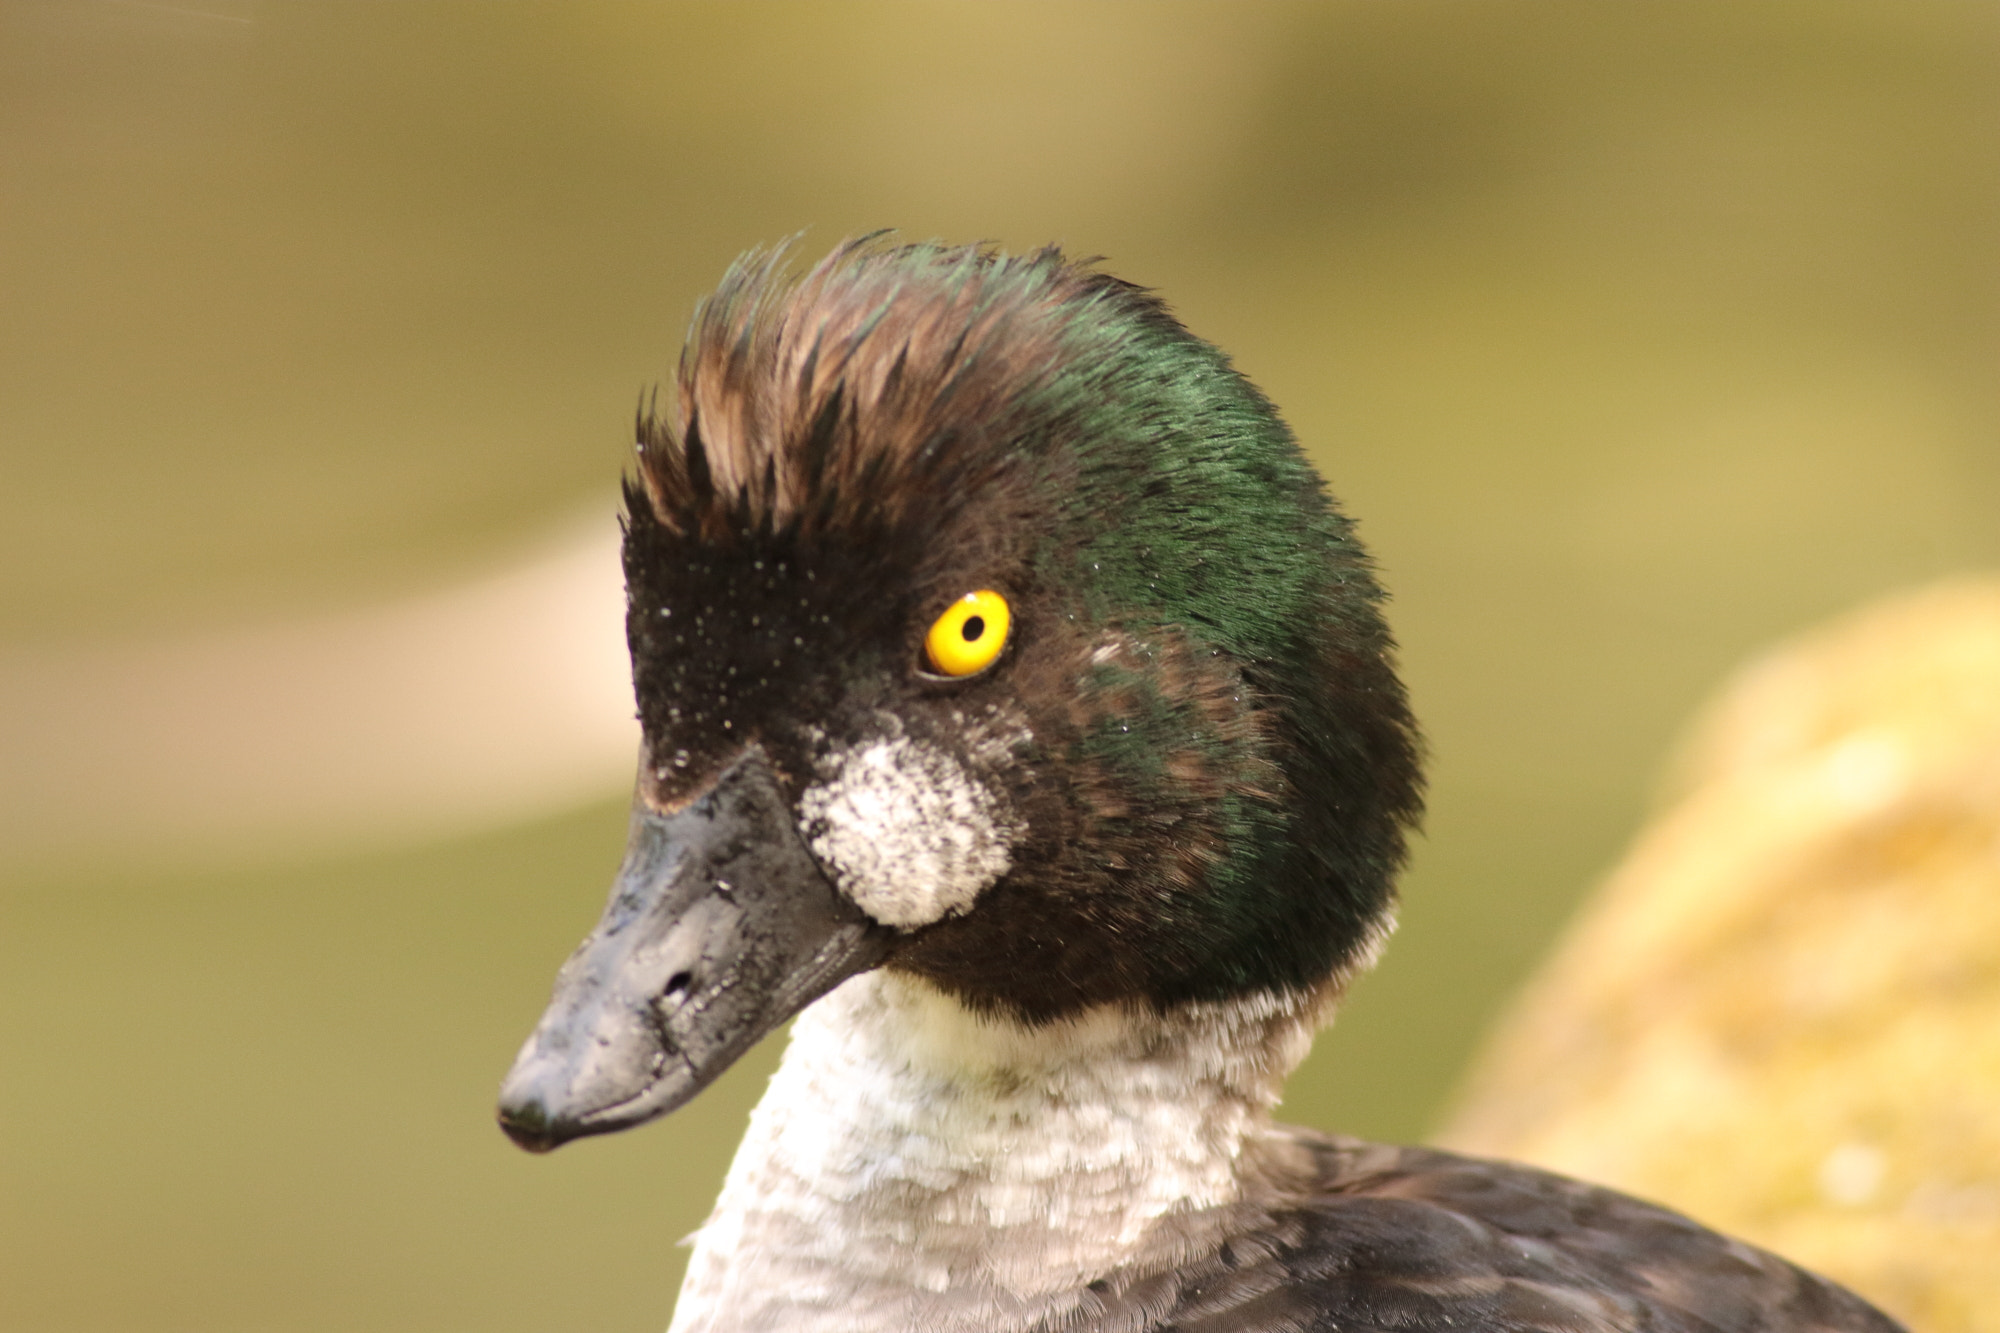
[{"xmin": 667, "ymin": 975, "xmax": 1333, "ymax": 1333}]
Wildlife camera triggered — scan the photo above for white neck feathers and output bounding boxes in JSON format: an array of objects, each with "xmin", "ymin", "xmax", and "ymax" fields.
[{"xmin": 666, "ymin": 971, "xmax": 1328, "ymax": 1333}]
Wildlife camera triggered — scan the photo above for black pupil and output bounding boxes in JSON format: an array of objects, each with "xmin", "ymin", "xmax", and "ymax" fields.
[{"xmin": 961, "ymin": 615, "xmax": 986, "ymax": 642}]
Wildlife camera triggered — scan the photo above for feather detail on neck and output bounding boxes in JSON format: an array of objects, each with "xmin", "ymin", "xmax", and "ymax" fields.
[{"xmin": 666, "ymin": 970, "xmax": 1343, "ymax": 1333}]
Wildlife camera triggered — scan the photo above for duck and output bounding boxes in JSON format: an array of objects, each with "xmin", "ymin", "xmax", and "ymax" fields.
[{"xmin": 495, "ymin": 237, "xmax": 1905, "ymax": 1333}]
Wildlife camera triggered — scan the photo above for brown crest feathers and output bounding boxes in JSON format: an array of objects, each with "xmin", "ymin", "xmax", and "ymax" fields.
[{"xmin": 633, "ymin": 238, "xmax": 1112, "ymax": 541}]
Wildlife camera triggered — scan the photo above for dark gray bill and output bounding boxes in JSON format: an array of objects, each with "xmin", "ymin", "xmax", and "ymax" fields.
[{"xmin": 496, "ymin": 747, "xmax": 889, "ymax": 1152}]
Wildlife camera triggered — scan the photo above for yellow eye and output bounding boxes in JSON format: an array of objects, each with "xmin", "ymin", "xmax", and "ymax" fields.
[{"xmin": 923, "ymin": 590, "xmax": 1011, "ymax": 677}]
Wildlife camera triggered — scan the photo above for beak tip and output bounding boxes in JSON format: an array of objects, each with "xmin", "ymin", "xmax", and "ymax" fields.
[
  {"xmin": 496, "ymin": 1065, "xmax": 584, "ymax": 1154},
  {"xmin": 500, "ymin": 1125, "xmax": 563, "ymax": 1154}
]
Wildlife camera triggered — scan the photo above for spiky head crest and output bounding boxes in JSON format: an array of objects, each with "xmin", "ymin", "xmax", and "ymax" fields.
[{"xmin": 635, "ymin": 237, "xmax": 1126, "ymax": 545}]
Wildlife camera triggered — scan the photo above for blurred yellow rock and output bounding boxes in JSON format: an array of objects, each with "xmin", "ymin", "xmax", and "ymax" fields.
[{"xmin": 1442, "ymin": 578, "xmax": 2000, "ymax": 1333}]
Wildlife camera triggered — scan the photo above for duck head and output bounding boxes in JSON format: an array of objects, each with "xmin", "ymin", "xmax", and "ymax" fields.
[{"xmin": 497, "ymin": 240, "xmax": 1422, "ymax": 1153}]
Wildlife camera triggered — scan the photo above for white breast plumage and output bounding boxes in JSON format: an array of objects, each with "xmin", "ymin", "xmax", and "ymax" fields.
[{"xmin": 666, "ymin": 972, "xmax": 1324, "ymax": 1333}]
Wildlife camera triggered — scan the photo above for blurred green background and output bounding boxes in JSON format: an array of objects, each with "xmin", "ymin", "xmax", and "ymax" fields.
[{"xmin": 3, "ymin": 3, "xmax": 1996, "ymax": 1330}]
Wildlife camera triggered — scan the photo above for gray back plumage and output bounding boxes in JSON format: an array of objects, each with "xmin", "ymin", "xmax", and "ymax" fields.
[{"xmin": 1072, "ymin": 1132, "xmax": 1903, "ymax": 1333}]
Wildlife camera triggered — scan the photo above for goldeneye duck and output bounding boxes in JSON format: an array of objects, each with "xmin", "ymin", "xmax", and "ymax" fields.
[{"xmin": 496, "ymin": 239, "xmax": 1904, "ymax": 1333}]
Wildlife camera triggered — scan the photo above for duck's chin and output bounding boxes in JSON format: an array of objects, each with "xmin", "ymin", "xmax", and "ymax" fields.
[{"xmin": 665, "ymin": 970, "xmax": 1333, "ymax": 1333}]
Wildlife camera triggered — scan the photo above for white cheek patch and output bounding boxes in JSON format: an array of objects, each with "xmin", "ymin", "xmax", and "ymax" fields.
[{"xmin": 797, "ymin": 734, "xmax": 1012, "ymax": 929}]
